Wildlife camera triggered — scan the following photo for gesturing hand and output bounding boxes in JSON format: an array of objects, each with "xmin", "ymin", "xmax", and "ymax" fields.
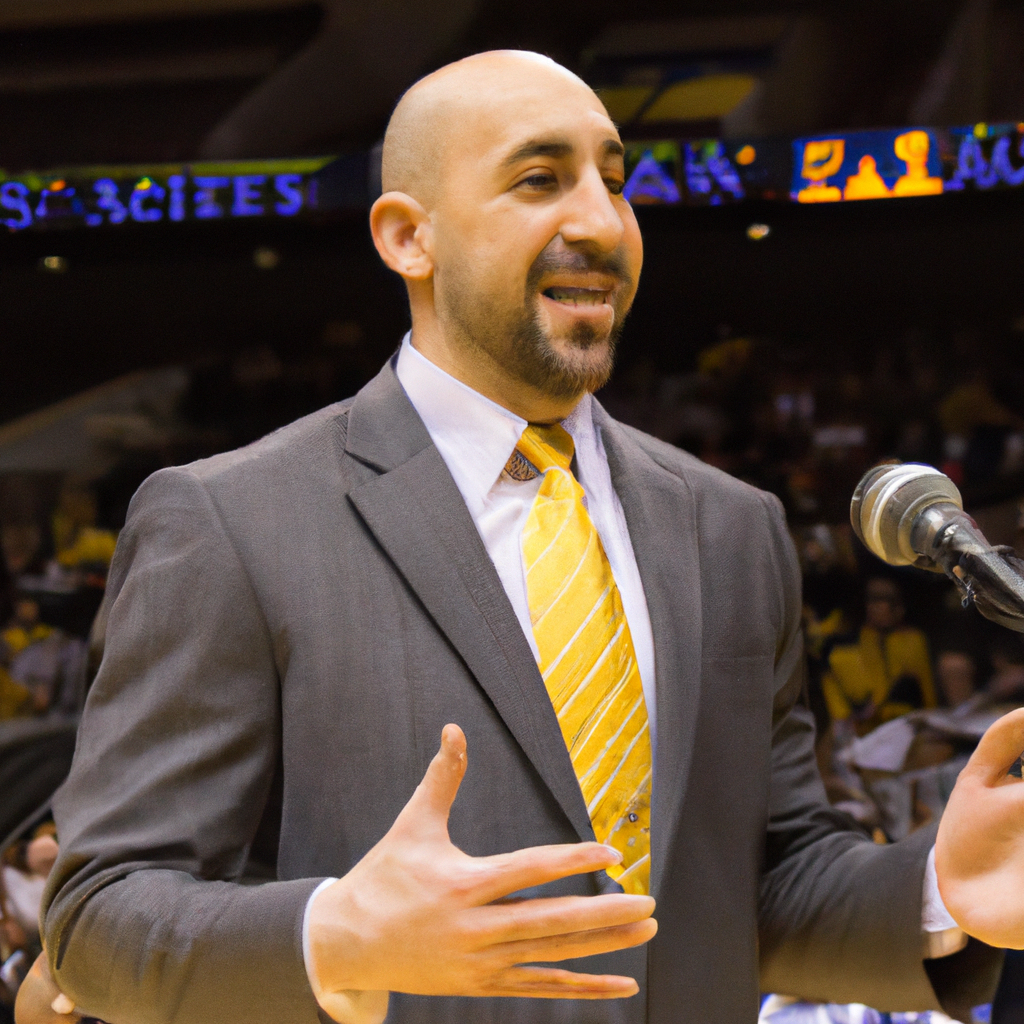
[
  {"xmin": 936, "ymin": 707, "xmax": 1024, "ymax": 948},
  {"xmin": 308, "ymin": 724, "xmax": 657, "ymax": 1007}
]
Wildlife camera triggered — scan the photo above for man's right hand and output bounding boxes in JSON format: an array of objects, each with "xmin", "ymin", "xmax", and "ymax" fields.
[{"xmin": 308, "ymin": 724, "xmax": 657, "ymax": 1004}]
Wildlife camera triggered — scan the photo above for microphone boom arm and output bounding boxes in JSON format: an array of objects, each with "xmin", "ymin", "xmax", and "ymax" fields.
[{"xmin": 921, "ymin": 508, "xmax": 1024, "ymax": 632}]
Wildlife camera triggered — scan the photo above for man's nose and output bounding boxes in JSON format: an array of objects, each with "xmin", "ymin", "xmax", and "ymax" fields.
[{"xmin": 558, "ymin": 166, "xmax": 625, "ymax": 253}]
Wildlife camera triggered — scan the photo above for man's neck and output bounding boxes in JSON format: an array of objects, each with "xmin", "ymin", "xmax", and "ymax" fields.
[{"xmin": 408, "ymin": 328, "xmax": 582, "ymax": 425}]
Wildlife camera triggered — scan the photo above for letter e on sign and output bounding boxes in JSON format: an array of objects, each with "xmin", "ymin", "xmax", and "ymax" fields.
[{"xmin": 232, "ymin": 175, "xmax": 266, "ymax": 216}]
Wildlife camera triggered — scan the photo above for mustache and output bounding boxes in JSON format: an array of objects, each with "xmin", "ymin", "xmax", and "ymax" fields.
[{"xmin": 526, "ymin": 243, "xmax": 633, "ymax": 292}]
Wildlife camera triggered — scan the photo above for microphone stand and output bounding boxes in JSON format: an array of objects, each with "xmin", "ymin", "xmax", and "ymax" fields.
[{"xmin": 916, "ymin": 508, "xmax": 1024, "ymax": 634}]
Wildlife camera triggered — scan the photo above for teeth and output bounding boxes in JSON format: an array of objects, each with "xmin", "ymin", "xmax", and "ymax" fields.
[{"xmin": 545, "ymin": 287, "xmax": 606, "ymax": 306}]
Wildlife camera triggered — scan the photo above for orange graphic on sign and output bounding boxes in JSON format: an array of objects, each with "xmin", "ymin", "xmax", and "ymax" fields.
[
  {"xmin": 892, "ymin": 131, "xmax": 943, "ymax": 196},
  {"xmin": 843, "ymin": 155, "xmax": 891, "ymax": 200},
  {"xmin": 797, "ymin": 139, "xmax": 845, "ymax": 202}
]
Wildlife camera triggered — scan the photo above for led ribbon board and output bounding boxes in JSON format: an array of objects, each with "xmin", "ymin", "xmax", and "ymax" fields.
[
  {"xmin": 4, "ymin": 125, "xmax": 1024, "ymax": 231},
  {"xmin": 622, "ymin": 122, "xmax": 1024, "ymax": 207},
  {"xmin": 0, "ymin": 156, "xmax": 356, "ymax": 231}
]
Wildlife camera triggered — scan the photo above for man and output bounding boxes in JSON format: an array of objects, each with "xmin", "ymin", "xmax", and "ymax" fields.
[{"xmin": 29, "ymin": 50, "xmax": 1024, "ymax": 1024}]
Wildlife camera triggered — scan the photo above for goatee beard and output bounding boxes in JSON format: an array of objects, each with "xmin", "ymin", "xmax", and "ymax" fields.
[
  {"xmin": 504, "ymin": 310, "xmax": 622, "ymax": 400},
  {"xmin": 439, "ymin": 239, "xmax": 634, "ymax": 404}
]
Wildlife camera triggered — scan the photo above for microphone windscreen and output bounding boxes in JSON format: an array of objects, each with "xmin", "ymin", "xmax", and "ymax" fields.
[{"xmin": 850, "ymin": 462, "xmax": 962, "ymax": 566}]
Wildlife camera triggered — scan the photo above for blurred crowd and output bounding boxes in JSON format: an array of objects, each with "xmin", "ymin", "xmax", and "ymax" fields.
[
  {"xmin": 0, "ymin": 483, "xmax": 115, "ymax": 726},
  {"xmin": 603, "ymin": 325, "xmax": 1024, "ymax": 522}
]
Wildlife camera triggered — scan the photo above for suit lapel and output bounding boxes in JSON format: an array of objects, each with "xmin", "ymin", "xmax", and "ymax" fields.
[
  {"xmin": 596, "ymin": 408, "xmax": 704, "ymax": 900},
  {"xmin": 344, "ymin": 362, "xmax": 593, "ymax": 843}
]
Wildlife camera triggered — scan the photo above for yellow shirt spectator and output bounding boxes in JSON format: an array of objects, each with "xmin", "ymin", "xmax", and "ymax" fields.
[
  {"xmin": 0, "ymin": 665, "xmax": 30, "ymax": 719},
  {"xmin": 55, "ymin": 526, "xmax": 118, "ymax": 570},
  {"xmin": 823, "ymin": 624, "xmax": 937, "ymax": 725},
  {"xmin": 822, "ymin": 577, "xmax": 936, "ymax": 730},
  {"xmin": 2, "ymin": 622, "xmax": 52, "ymax": 658}
]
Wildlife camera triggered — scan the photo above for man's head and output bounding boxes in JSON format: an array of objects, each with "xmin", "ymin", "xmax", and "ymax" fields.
[{"xmin": 370, "ymin": 51, "xmax": 643, "ymax": 422}]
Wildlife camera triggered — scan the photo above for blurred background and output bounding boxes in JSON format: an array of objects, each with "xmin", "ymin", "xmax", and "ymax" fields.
[{"xmin": 3, "ymin": 1, "xmax": 1024, "ymax": 1021}]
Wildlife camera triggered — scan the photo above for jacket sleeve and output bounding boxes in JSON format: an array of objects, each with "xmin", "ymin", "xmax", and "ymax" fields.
[
  {"xmin": 42, "ymin": 466, "xmax": 326, "ymax": 1024},
  {"xmin": 755, "ymin": 494, "xmax": 1003, "ymax": 1017}
]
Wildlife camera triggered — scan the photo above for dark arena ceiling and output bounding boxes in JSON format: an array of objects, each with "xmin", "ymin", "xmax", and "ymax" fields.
[{"xmin": 1, "ymin": 0, "xmax": 1023, "ymax": 169}]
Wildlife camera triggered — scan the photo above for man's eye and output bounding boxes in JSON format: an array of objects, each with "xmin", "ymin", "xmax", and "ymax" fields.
[{"xmin": 519, "ymin": 173, "xmax": 557, "ymax": 190}]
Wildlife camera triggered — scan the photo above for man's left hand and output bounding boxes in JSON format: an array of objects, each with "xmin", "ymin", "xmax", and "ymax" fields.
[{"xmin": 936, "ymin": 707, "xmax": 1024, "ymax": 948}]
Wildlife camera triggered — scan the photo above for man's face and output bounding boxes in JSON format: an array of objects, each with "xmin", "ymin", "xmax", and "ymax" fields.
[{"xmin": 428, "ymin": 71, "xmax": 643, "ymax": 401}]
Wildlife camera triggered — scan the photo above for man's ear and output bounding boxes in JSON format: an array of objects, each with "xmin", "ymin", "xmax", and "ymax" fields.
[{"xmin": 370, "ymin": 192, "xmax": 434, "ymax": 281}]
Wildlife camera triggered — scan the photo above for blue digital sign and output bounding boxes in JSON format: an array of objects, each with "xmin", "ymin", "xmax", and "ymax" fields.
[{"xmin": 0, "ymin": 157, "xmax": 335, "ymax": 232}]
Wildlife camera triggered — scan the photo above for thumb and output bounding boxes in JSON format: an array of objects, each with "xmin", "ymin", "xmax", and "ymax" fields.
[
  {"xmin": 962, "ymin": 707, "xmax": 1024, "ymax": 786},
  {"xmin": 395, "ymin": 724, "xmax": 468, "ymax": 834}
]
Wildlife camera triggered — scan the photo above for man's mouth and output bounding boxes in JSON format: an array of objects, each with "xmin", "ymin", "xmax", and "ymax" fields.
[{"xmin": 542, "ymin": 286, "xmax": 610, "ymax": 307}]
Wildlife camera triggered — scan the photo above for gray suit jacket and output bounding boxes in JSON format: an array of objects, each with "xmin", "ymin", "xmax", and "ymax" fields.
[{"xmin": 43, "ymin": 359, "xmax": 998, "ymax": 1024}]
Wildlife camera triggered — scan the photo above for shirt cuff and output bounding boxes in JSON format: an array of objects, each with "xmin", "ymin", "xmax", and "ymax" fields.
[
  {"xmin": 302, "ymin": 878, "xmax": 391, "ymax": 1024},
  {"xmin": 922, "ymin": 845, "xmax": 968, "ymax": 959}
]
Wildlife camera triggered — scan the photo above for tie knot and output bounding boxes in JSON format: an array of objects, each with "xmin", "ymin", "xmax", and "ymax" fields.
[{"xmin": 508, "ymin": 423, "xmax": 574, "ymax": 479}]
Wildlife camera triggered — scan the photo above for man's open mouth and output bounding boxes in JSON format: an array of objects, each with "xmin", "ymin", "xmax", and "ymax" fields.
[{"xmin": 542, "ymin": 287, "xmax": 610, "ymax": 307}]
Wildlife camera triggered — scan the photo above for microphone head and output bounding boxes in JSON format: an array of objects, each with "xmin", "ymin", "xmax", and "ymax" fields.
[{"xmin": 850, "ymin": 462, "xmax": 962, "ymax": 567}]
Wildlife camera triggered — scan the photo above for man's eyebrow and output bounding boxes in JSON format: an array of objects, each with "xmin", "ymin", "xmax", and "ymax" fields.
[
  {"xmin": 501, "ymin": 139, "xmax": 574, "ymax": 168},
  {"xmin": 500, "ymin": 136, "xmax": 625, "ymax": 169}
]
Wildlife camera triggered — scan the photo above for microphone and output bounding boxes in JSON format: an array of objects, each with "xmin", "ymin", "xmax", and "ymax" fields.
[{"xmin": 851, "ymin": 462, "xmax": 1024, "ymax": 633}]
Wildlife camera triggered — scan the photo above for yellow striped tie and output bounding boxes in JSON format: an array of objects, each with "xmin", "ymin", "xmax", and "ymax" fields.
[{"xmin": 510, "ymin": 423, "xmax": 651, "ymax": 895}]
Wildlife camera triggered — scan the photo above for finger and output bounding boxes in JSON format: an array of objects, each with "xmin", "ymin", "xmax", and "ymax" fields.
[
  {"xmin": 476, "ymin": 894, "xmax": 655, "ymax": 943},
  {"xmin": 495, "ymin": 917, "xmax": 659, "ymax": 964},
  {"xmin": 483, "ymin": 966, "xmax": 639, "ymax": 999},
  {"xmin": 472, "ymin": 841, "xmax": 623, "ymax": 903},
  {"xmin": 961, "ymin": 707, "xmax": 1024, "ymax": 786},
  {"xmin": 394, "ymin": 724, "xmax": 468, "ymax": 832}
]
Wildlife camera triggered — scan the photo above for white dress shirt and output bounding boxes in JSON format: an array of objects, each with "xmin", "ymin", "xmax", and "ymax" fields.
[
  {"xmin": 304, "ymin": 337, "xmax": 961, "ymax": 1021},
  {"xmin": 394, "ymin": 334, "xmax": 659, "ymax": 751}
]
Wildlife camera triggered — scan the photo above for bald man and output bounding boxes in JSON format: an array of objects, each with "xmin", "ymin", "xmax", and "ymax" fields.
[{"xmin": 35, "ymin": 50, "xmax": 1015, "ymax": 1024}]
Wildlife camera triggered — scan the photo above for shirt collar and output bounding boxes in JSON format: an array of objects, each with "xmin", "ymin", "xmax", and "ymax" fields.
[{"xmin": 394, "ymin": 333, "xmax": 595, "ymax": 511}]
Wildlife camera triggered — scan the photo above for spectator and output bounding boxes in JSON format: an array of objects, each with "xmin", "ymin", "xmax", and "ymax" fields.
[
  {"xmin": 0, "ymin": 667, "xmax": 29, "ymax": 721},
  {"xmin": 0, "ymin": 595, "xmax": 86, "ymax": 717},
  {"xmin": 981, "ymin": 641, "xmax": 1024, "ymax": 703},
  {"xmin": 0, "ymin": 824, "xmax": 59, "ymax": 1013},
  {"xmin": 822, "ymin": 576, "xmax": 937, "ymax": 734},
  {"xmin": 51, "ymin": 485, "xmax": 117, "ymax": 582},
  {"xmin": 1, "ymin": 596, "xmax": 51, "ymax": 663},
  {"xmin": 935, "ymin": 649, "xmax": 978, "ymax": 709}
]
